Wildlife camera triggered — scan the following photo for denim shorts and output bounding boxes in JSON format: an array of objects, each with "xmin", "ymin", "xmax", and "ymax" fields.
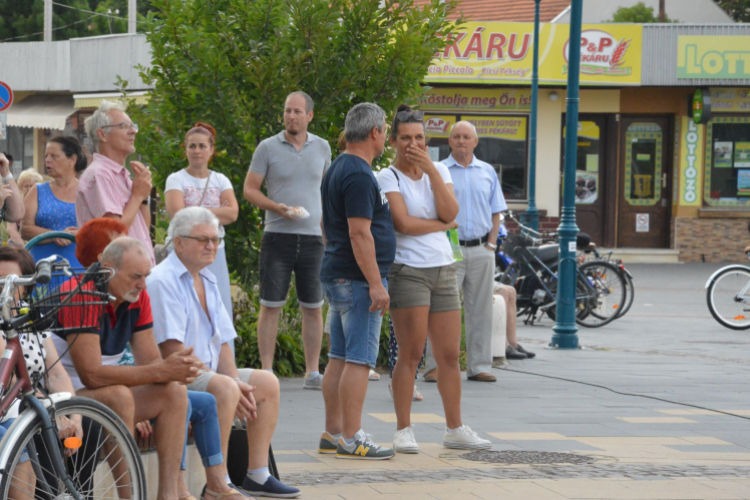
[
  {"xmin": 322, "ymin": 278, "xmax": 387, "ymax": 368},
  {"xmin": 0, "ymin": 418, "xmax": 28, "ymax": 463},
  {"xmin": 259, "ymin": 232, "xmax": 325, "ymax": 308}
]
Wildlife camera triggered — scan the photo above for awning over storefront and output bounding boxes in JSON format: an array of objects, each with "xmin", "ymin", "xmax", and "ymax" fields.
[
  {"xmin": 73, "ymin": 91, "xmax": 149, "ymax": 109},
  {"xmin": 5, "ymin": 95, "xmax": 77, "ymax": 131}
]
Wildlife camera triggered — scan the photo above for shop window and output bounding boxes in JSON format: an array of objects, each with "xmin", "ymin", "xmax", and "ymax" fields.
[
  {"xmin": 563, "ymin": 121, "xmax": 601, "ymax": 205},
  {"xmin": 424, "ymin": 114, "xmax": 528, "ymax": 201},
  {"xmin": 704, "ymin": 116, "xmax": 750, "ymax": 207},
  {"xmin": 624, "ymin": 122, "xmax": 663, "ymax": 206}
]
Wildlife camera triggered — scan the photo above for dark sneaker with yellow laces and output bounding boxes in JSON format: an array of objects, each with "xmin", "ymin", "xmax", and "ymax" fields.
[
  {"xmin": 318, "ymin": 431, "xmax": 338, "ymax": 454},
  {"xmin": 335, "ymin": 430, "xmax": 395, "ymax": 460}
]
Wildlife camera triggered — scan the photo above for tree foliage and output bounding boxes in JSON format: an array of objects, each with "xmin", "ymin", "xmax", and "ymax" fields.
[
  {"xmin": 714, "ymin": 0, "xmax": 750, "ymax": 22},
  {"xmin": 127, "ymin": 0, "xmax": 462, "ymax": 289},
  {"xmin": 0, "ymin": 0, "xmax": 153, "ymax": 42},
  {"xmin": 607, "ymin": 1, "xmax": 674, "ymax": 23}
]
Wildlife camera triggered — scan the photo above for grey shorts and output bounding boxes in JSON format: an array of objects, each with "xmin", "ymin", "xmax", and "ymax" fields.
[
  {"xmin": 188, "ymin": 368, "xmax": 254, "ymax": 392},
  {"xmin": 388, "ymin": 263, "xmax": 461, "ymax": 312}
]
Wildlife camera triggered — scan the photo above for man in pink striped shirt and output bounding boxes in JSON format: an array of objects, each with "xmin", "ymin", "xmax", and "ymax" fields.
[{"xmin": 77, "ymin": 100, "xmax": 155, "ymax": 266}]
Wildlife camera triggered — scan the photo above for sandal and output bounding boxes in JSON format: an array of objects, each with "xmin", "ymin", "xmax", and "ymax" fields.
[
  {"xmin": 201, "ymin": 487, "xmax": 246, "ymax": 500},
  {"xmin": 412, "ymin": 384, "xmax": 423, "ymax": 402},
  {"xmin": 180, "ymin": 496, "xmax": 197, "ymax": 500},
  {"xmin": 369, "ymin": 369, "xmax": 381, "ymax": 381},
  {"xmin": 388, "ymin": 382, "xmax": 424, "ymax": 402}
]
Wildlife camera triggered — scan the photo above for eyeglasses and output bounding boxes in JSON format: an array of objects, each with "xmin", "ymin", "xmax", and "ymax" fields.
[
  {"xmin": 395, "ymin": 110, "xmax": 424, "ymax": 122},
  {"xmin": 179, "ymin": 235, "xmax": 222, "ymax": 247},
  {"xmin": 102, "ymin": 122, "xmax": 139, "ymax": 132}
]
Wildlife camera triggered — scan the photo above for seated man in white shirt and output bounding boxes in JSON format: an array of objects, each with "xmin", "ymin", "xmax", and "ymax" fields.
[{"xmin": 147, "ymin": 206, "xmax": 300, "ymax": 499}]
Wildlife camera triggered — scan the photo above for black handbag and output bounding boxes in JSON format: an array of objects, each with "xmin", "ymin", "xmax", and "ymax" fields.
[{"xmin": 227, "ymin": 425, "xmax": 280, "ymax": 485}]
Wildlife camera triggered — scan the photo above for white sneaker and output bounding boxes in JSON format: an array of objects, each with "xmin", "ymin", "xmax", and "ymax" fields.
[
  {"xmin": 393, "ymin": 426, "xmax": 419, "ymax": 454},
  {"xmin": 303, "ymin": 373, "xmax": 323, "ymax": 390},
  {"xmin": 443, "ymin": 425, "xmax": 491, "ymax": 450}
]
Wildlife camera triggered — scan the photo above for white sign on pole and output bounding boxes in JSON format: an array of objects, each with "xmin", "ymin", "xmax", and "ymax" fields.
[
  {"xmin": 636, "ymin": 213, "xmax": 650, "ymax": 233},
  {"xmin": 0, "ymin": 113, "xmax": 6, "ymax": 141}
]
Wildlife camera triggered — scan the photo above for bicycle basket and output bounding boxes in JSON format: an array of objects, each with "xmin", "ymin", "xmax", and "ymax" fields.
[
  {"xmin": 13, "ymin": 265, "xmax": 113, "ymax": 336},
  {"xmin": 501, "ymin": 233, "xmax": 536, "ymax": 261}
]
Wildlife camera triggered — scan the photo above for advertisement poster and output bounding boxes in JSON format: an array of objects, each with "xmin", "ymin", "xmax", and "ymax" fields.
[
  {"xmin": 423, "ymin": 115, "xmax": 456, "ymax": 138},
  {"xmin": 710, "ymin": 88, "xmax": 750, "ymax": 112},
  {"xmin": 738, "ymin": 170, "xmax": 750, "ymax": 196},
  {"xmin": 462, "ymin": 115, "xmax": 527, "ymax": 140},
  {"xmin": 426, "ymin": 22, "xmax": 642, "ymax": 85},
  {"xmin": 575, "ymin": 171, "xmax": 598, "ymax": 204},
  {"xmin": 734, "ymin": 142, "xmax": 750, "ymax": 168},
  {"xmin": 714, "ymin": 141, "xmax": 733, "ymax": 168}
]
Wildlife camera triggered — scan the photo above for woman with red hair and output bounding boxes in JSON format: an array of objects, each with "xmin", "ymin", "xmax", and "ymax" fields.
[
  {"xmin": 75, "ymin": 217, "xmax": 128, "ymax": 267},
  {"xmin": 164, "ymin": 123, "xmax": 239, "ymax": 318}
]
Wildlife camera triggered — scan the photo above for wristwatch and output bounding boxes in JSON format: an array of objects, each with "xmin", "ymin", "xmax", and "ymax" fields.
[
  {"xmin": 2, "ymin": 174, "xmax": 13, "ymax": 184},
  {"xmin": 486, "ymin": 242, "xmax": 498, "ymax": 250}
]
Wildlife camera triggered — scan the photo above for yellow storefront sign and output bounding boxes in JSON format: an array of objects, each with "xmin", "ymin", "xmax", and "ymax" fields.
[
  {"xmin": 677, "ymin": 37, "xmax": 750, "ymax": 79},
  {"xmin": 423, "ymin": 115, "xmax": 456, "ymax": 138},
  {"xmin": 419, "ymin": 88, "xmax": 531, "ymax": 112},
  {"xmin": 463, "ymin": 115, "xmax": 527, "ymax": 141},
  {"xmin": 710, "ymin": 88, "xmax": 750, "ymax": 113},
  {"xmin": 678, "ymin": 116, "xmax": 704, "ymax": 206},
  {"xmin": 426, "ymin": 22, "xmax": 642, "ymax": 85}
]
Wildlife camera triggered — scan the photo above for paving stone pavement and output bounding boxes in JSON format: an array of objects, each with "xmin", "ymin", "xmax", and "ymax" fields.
[{"xmin": 267, "ymin": 264, "xmax": 750, "ymax": 498}]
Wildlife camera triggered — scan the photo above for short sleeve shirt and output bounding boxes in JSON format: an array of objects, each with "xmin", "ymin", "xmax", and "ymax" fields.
[
  {"xmin": 320, "ymin": 154, "xmax": 396, "ymax": 281},
  {"xmin": 147, "ymin": 251, "xmax": 237, "ymax": 371},
  {"xmin": 249, "ymin": 131, "xmax": 332, "ymax": 236},
  {"xmin": 51, "ymin": 275, "xmax": 153, "ymax": 390},
  {"xmin": 445, "ymin": 154, "xmax": 507, "ymax": 241},
  {"xmin": 76, "ymin": 154, "xmax": 155, "ymax": 266},
  {"xmin": 165, "ymin": 169, "xmax": 234, "ymax": 247},
  {"xmin": 376, "ymin": 163, "xmax": 455, "ymax": 268}
]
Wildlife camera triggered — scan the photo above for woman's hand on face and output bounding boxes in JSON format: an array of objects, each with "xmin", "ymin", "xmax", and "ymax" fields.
[{"xmin": 404, "ymin": 144, "xmax": 436, "ymax": 173}]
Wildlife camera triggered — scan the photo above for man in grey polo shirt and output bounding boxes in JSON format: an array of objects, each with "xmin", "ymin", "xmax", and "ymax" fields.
[{"xmin": 244, "ymin": 91, "xmax": 332, "ymax": 389}]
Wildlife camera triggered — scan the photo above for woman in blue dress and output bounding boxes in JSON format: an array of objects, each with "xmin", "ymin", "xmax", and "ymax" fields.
[{"xmin": 21, "ymin": 136, "xmax": 86, "ymax": 267}]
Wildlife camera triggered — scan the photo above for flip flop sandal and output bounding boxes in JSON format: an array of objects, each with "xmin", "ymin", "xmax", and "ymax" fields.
[
  {"xmin": 412, "ymin": 384, "xmax": 423, "ymax": 402},
  {"xmin": 388, "ymin": 382, "xmax": 424, "ymax": 402},
  {"xmin": 369, "ymin": 369, "xmax": 381, "ymax": 381},
  {"xmin": 201, "ymin": 487, "xmax": 246, "ymax": 500}
]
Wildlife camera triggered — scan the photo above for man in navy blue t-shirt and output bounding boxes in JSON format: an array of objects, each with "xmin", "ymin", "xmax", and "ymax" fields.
[{"xmin": 318, "ymin": 103, "xmax": 396, "ymax": 460}]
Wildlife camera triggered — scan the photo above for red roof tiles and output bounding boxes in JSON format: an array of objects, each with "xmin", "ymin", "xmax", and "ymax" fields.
[{"xmin": 414, "ymin": 0, "xmax": 571, "ymax": 22}]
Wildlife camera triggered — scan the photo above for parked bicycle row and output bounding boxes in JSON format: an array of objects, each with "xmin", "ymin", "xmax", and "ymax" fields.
[{"xmin": 494, "ymin": 211, "xmax": 635, "ymax": 329}]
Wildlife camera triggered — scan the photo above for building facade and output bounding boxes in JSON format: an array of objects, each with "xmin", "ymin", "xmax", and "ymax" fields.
[{"xmin": 1, "ymin": 20, "xmax": 750, "ymax": 262}]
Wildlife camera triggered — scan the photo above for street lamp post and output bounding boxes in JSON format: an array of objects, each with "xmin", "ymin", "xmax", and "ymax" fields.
[
  {"xmin": 550, "ymin": 0, "xmax": 583, "ymax": 349},
  {"xmin": 524, "ymin": 0, "xmax": 541, "ymax": 232}
]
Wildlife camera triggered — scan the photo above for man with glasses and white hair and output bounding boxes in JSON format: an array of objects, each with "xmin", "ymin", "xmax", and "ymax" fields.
[
  {"xmin": 148, "ymin": 207, "xmax": 301, "ymax": 499},
  {"xmin": 76, "ymin": 100, "xmax": 155, "ymax": 265}
]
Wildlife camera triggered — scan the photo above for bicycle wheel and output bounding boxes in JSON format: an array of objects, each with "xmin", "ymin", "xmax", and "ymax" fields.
[
  {"xmin": 0, "ymin": 397, "xmax": 146, "ymax": 499},
  {"xmin": 618, "ymin": 270, "xmax": 635, "ymax": 318},
  {"xmin": 542, "ymin": 268, "xmax": 589, "ymax": 323},
  {"xmin": 576, "ymin": 261, "xmax": 626, "ymax": 328},
  {"xmin": 707, "ymin": 266, "xmax": 750, "ymax": 330}
]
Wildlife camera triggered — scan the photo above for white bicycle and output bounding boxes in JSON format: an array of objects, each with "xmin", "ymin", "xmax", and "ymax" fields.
[{"xmin": 706, "ymin": 253, "xmax": 750, "ymax": 330}]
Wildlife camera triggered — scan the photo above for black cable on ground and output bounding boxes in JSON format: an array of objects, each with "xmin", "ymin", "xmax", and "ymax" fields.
[{"xmin": 498, "ymin": 366, "xmax": 750, "ymax": 422}]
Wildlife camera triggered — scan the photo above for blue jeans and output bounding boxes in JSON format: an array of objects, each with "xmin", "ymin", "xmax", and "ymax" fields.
[
  {"xmin": 322, "ymin": 278, "xmax": 387, "ymax": 368},
  {"xmin": 182, "ymin": 391, "xmax": 223, "ymax": 470}
]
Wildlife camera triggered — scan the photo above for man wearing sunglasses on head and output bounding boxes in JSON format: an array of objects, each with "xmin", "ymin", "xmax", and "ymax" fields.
[{"xmin": 76, "ymin": 100, "xmax": 155, "ymax": 266}]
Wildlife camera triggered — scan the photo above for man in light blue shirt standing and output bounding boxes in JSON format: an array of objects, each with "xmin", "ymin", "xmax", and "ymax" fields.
[
  {"xmin": 424, "ymin": 121, "xmax": 529, "ymax": 383},
  {"xmin": 148, "ymin": 207, "xmax": 301, "ymax": 499}
]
